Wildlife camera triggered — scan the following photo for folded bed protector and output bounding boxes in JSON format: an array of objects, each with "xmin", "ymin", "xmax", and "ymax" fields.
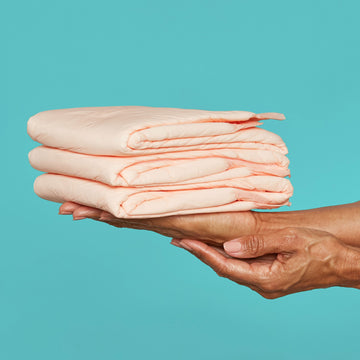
[
  {"xmin": 27, "ymin": 106, "xmax": 287, "ymax": 156},
  {"xmin": 29, "ymin": 146, "xmax": 290, "ymax": 187},
  {"xmin": 34, "ymin": 174, "xmax": 293, "ymax": 218}
]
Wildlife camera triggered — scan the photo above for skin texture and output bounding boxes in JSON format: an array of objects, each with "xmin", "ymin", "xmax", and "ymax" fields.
[
  {"xmin": 59, "ymin": 201, "xmax": 360, "ymax": 246},
  {"xmin": 59, "ymin": 201, "xmax": 259, "ymax": 245},
  {"xmin": 59, "ymin": 201, "xmax": 360, "ymax": 298},
  {"xmin": 171, "ymin": 228, "xmax": 360, "ymax": 299}
]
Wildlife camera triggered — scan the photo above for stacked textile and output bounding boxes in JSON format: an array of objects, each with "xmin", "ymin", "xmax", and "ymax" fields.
[{"xmin": 27, "ymin": 106, "xmax": 293, "ymax": 218}]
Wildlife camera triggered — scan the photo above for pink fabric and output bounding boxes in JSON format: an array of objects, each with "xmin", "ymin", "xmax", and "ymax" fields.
[
  {"xmin": 27, "ymin": 106, "xmax": 292, "ymax": 218},
  {"xmin": 27, "ymin": 106, "xmax": 287, "ymax": 155},
  {"xmin": 28, "ymin": 146, "xmax": 290, "ymax": 187},
  {"xmin": 34, "ymin": 174, "xmax": 292, "ymax": 218}
]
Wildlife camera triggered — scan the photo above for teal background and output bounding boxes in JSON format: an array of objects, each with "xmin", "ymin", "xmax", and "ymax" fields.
[{"xmin": 2, "ymin": 0, "xmax": 359, "ymax": 359}]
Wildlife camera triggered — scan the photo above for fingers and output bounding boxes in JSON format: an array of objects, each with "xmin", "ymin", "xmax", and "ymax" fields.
[
  {"xmin": 73, "ymin": 206, "xmax": 104, "ymax": 220},
  {"xmin": 223, "ymin": 227, "xmax": 301, "ymax": 258},
  {"xmin": 59, "ymin": 202, "xmax": 114, "ymax": 221},
  {"xmin": 171, "ymin": 239, "xmax": 232, "ymax": 258},
  {"xmin": 58, "ymin": 202, "xmax": 183, "ymax": 236},
  {"xmin": 171, "ymin": 239, "xmax": 258, "ymax": 283},
  {"xmin": 59, "ymin": 202, "xmax": 80, "ymax": 214},
  {"xmin": 171, "ymin": 239, "xmax": 292, "ymax": 298}
]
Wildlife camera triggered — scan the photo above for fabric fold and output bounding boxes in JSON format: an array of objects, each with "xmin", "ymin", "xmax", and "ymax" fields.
[
  {"xmin": 28, "ymin": 145, "xmax": 290, "ymax": 187},
  {"xmin": 34, "ymin": 174, "xmax": 292, "ymax": 218},
  {"xmin": 27, "ymin": 106, "xmax": 287, "ymax": 155},
  {"xmin": 28, "ymin": 106, "xmax": 292, "ymax": 218}
]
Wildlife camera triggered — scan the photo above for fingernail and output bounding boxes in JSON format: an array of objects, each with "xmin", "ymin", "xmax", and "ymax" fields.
[
  {"xmin": 73, "ymin": 216, "xmax": 86, "ymax": 220},
  {"xmin": 224, "ymin": 240, "xmax": 242, "ymax": 253},
  {"xmin": 178, "ymin": 241, "xmax": 193, "ymax": 252},
  {"xmin": 59, "ymin": 210, "xmax": 72, "ymax": 215}
]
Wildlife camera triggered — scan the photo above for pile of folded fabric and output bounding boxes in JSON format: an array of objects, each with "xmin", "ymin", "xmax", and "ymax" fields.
[{"xmin": 27, "ymin": 106, "xmax": 293, "ymax": 218}]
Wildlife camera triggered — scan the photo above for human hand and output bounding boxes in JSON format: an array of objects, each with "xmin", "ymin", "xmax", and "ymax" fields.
[
  {"xmin": 59, "ymin": 201, "xmax": 360, "ymax": 247},
  {"xmin": 58, "ymin": 202, "xmax": 259, "ymax": 246},
  {"xmin": 171, "ymin": 227, "xmax": 360, "ymax": 298}
]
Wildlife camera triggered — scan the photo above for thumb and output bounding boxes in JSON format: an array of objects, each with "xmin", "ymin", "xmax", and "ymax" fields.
[{"xmin": 223, "ymin": 229, "xmax": 298, "ymax": 258}]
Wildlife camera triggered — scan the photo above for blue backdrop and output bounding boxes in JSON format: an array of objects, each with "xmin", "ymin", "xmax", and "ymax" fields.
[{"xmin": 2, "ymin": 0, "xmax": 359, "ymax": 359}]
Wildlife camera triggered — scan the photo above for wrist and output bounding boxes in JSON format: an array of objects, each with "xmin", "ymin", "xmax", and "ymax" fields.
[
  {"xmin": 255, "ymin": 202, "xmax": 360, "ymax": 247},
  {"xmin": 255, "ymin": 210, "xmax": 308, "ymax": 233}
]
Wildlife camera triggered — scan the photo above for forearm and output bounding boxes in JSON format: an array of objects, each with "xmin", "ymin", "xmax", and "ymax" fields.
[
  {"xmin": 258, "ymin": 201, "xmax": 360, "ymax": 247},
  {"xmin": 337, "ymin": 246, "xmax": 360, "ymax": 289}
]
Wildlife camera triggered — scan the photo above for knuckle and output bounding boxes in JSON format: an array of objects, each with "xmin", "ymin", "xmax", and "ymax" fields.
[
  {"xmin": 281, "ymin": 227, "xmax": 303, "ymax": 247},
  {"xmin": 282, "ymin": 227, "xmax": 298, "ymax": 238},
  {"xmin": 244, "ymin": 235, "xmax": 264, "ymax": 255}
]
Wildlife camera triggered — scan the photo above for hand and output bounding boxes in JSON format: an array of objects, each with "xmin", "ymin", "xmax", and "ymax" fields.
[
  {"xmin": 59, "ymin": 201, "xmax": 360, "ymax": 247},
  {"xmin": 171, "ymin": 227, "xmax": 360, "ymax": 298},
  {"xmin": 59, "ymin": 202, "xmax": 259, "ymax": 246}
]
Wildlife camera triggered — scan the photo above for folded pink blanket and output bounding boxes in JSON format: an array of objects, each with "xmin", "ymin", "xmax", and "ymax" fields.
[
  {"xmin": 27, "ymin": 106, "xmax": 287, "ymax": 155},
  {"xmin": 28, "ymin": 106, "xmax": 292, "ymax": 218},
  {"xmin": 34, "ymin": 174, "xmax": 292, "ymax": 218},
  {"xmin": 29, "ymin": 146, "xmax": 290, "ymax": 187}
]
